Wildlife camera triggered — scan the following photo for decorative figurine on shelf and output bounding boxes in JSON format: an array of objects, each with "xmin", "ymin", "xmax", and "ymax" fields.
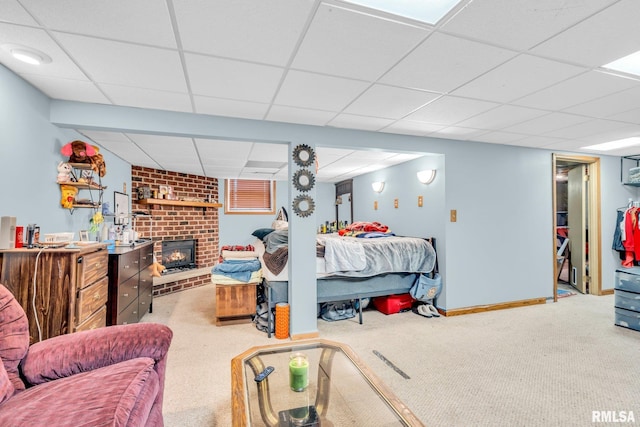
[
  {"xmin": 60, "ymin": 185, "xmax": 78, "ymax": 209},
  {"xmin": 56, "ymin": 161, "xmax": 72, "ymax": 183},
  {"xmin": 102, "ymin": 202, "xmax": 114, "ymax": 216},
  {"xmin": 60, "ymin": 140, "xmax": 107, "ymax": 177}
]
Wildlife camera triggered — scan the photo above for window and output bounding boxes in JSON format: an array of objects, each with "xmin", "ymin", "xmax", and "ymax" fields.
[{"xmin": 225, "ymin": 179, "xmax": 276, "ymax": 215}]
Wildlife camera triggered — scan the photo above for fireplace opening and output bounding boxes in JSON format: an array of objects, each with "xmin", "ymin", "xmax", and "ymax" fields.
[{"xmin": 162, "ymin": 239, "xmax": 196, "ymax": 273}]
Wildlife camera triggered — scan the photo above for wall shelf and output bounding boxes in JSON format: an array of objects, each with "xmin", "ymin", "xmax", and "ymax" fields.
[{"xmin": 137, "ymin": 198, "xmax": 222, "ymax": 209}]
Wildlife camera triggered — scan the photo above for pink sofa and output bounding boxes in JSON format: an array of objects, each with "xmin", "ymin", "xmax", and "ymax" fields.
[{"xmin": 0, "ymin": 284, "xmax": 173, "ymax": 426}]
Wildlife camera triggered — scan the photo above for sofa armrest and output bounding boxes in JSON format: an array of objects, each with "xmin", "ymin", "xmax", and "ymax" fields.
[{"xmin": 21, "ymin": 323, "xmax": 173, "ymax": 385}]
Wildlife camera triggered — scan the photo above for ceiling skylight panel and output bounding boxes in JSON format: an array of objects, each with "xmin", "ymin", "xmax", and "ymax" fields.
[
  {"xmin": 603, "ymin": 50, "xmax": 640, "ymax": 77},
  {"xmin": 582, "ymin": 137, "xmax": 640, "ymax": 151},
  {"xmin": 341, "ymin": 0, "xmax": 462, "ymax": 25}
]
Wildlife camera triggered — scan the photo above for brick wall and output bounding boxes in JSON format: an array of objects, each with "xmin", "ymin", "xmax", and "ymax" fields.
[{"xmin": 131, "ymin": 166, "xmax": 218, "ymax": 296}]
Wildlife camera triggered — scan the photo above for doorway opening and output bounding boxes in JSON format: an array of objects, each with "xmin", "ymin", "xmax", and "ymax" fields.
[{"xmin": 552, "ymin": 154, "xmax": 602, "ymax": 302}]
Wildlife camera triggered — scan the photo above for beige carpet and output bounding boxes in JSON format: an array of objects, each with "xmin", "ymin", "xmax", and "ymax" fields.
[{"xmin": 143, "ymin": 284, "xmax": 640, "ymax": 426}]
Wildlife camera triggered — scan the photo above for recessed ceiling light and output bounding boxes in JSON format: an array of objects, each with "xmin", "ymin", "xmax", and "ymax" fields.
[
  {"xmin": 1, "ymin": 44, "xmax": 51, "ymax": 65},
  {"xmin": 602, "ymin": 50, "xmax": 640, "ymax": 77},
  {"xmin": 582, "ymin": 137, "xmax": 640, "ymax": 151},
  {"xmin": 341, "ymin": 0, "xmax": 462, "ymax": 25}
]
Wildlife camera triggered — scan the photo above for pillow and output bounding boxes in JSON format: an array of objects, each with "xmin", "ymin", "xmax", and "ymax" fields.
[
  {"xmin": 252, "ymin": 228, "xmax": 275, "ymax": 240},
  {"xmin": 0, "ymin": 360, "xmax": 13, "ymax": 404}
]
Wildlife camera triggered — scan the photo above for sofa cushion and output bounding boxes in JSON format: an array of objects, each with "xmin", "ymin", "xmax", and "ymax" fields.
[
  {"xmin": 0, "ymin": 360, "xmax": 13, "ymax": 405},
  {"xmin": 0, "ymin": 357, "xmax": 158, "ymax": 427},
  {"xmin": 0, "ymin": 285, "xmax": 29, "ymax": 392}
]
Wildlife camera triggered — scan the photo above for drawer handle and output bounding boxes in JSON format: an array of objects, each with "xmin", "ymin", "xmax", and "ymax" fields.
[
  {"xmin": 134, "ymin": 260, "xmax": 139, "ymax": 264},
  {"xmin": 140, "ymin": 279, "xmax": 147, "ymax": 283},
  {"xmin": 124, "ymin": 265, "xmax": 130, "ymax": 269},
  {"xmin": 123, "ymin": 293, "xmax": 129, "ymax": 297},
  {"xmin": 133, "ymin": 285, "xmax": 138, "ymax": 289},
  {"xmin": 94, "ymin": 262, "xmax": 102, "ymax": 268},
  {"xmin": 94, "ymin": 294, "xmax": 101, "ymax": 300}
]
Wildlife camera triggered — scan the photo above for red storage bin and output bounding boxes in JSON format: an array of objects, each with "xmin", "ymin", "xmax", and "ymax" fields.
[{"xmin": 372, "ymin": 293, "xmax": 414, "ymax": 315}]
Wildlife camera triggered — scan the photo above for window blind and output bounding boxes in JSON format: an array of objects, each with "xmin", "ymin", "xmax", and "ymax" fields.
[{"xmin": 225, "ymin": 179, "xmax": 275, "ymax": 214}]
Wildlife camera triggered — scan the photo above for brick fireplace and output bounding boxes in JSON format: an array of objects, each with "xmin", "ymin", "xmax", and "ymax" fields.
[{"xmin": 131, "ymin": 166, "xmax": 219, "ymax": 296}]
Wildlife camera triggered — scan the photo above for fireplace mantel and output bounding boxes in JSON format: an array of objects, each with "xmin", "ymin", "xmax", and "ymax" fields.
[
  {"xmin": 153, "ymin": 266, "xmax": 212, "ymax": 286},
  {"xmin": 138, "ymin": 198, "xmax": 222, "ymax": 209}
]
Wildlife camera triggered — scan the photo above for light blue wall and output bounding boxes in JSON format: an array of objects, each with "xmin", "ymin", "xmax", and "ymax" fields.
[
  {"xmin": 3, "ymin": 65, "xmax": 632, "ymax": 321},
  {"xmin": 0, "ymin": 65, "xmax": 131, "ymax": 239}
]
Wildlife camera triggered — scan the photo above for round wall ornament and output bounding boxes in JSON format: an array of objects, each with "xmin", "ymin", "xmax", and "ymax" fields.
[
  {"xmin": 292, "ymin": 195, "xmax": 315, "ymax": 218},
  {"xmin": 292, "ymin": 144, "xmax": 316, "ymax": 167},
  {"xmin": 293, "ymin": 169, "xmax": 315, "ymax": 192}
]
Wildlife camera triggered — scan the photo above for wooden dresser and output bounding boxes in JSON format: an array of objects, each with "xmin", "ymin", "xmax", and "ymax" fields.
[
  {"xmin": 0, "ymin": 243, "xmax": 108, "ymax": 343},
  {"xmin": 107, "ymin": 241, "xmax": 154, "ymax": 325}
]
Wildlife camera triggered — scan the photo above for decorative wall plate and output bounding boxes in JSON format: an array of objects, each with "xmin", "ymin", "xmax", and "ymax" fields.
[
  {"xmin": 293, "ymin": 169, "xmax": 315, "ymax": 192},
  {"xmin": 292, "ymin": 144, "xmax": 315, "ymax": 167},
  {"xmin": 292, "ymin": 195, "xmax": 315, "ymax": 218}
]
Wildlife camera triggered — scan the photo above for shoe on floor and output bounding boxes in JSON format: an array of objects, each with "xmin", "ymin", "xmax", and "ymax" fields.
[
  {"xmin": 427, "ymin": 304, "xmax": 440, "ymax": 317},
  {"xmin": 416, "ymin": 304, "xmax": 433, "ymax": 318}
]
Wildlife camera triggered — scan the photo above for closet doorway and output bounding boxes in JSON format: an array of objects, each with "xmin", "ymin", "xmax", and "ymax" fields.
[{"xmin": 552, "ymin": 154, "xmax": 602, "ymax": 301}]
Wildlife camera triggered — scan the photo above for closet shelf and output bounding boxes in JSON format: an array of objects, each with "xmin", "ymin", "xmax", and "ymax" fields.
[{"xmin": 620, "ymin": 155, "xmax": 640, "ymax": 186}]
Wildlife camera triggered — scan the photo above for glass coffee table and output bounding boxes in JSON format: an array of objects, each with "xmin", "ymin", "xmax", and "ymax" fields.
[{"xmin": 231, "ymin": 339, "xmax": 423, "ymax": 426}]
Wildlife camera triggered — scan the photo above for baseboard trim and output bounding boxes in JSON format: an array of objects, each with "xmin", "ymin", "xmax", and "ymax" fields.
[
  {"xmin": 600, "ymin": 288, "xmax": 614, "ymax": 296},
  {"xmin": 442, "ymin": 297, "xmax": 547, "ymax": 317}
]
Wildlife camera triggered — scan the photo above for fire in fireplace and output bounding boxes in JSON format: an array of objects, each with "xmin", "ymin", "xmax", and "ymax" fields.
[{"xmin": 162, "ymin": 239, "xmax": 196, "ymax": 272}]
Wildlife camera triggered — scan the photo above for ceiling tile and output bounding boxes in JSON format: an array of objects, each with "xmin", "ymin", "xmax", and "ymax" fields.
[
  {"xmin": 274, "ymin": 70, "xmax": 369, "ymax": 111},
  {"xmin": 531, "ymin": 0, "xmax": 640, "ymax": 67},
  {"xmin": 292, "ymin": 3, "xmax": 428, "ymax": 81},
  {"xmin": 455, "ymin": 104, "xmax": 547, "ymax": 130},
  {"xmin": 381, "ymin": 120, "xmax": 445, "ymax": 136},
  {"xmin": 196, "ymin": 139, "xmax": 253, "ymax": 163},
  {"xmin": 440, "ymin": 0, "xmax": 616, "ymax": 50},
  {"xmin": 1, "ymin": 0, "xmax": 38, "ymax": 25},
  {"xmin": 54, "ymin": 32, "xmax": 187, "ymax": 92},
  {"xmin": 265, "ymin": 105, "xmax": 335, "ymax": 126},
  {"xmin": 502, "ymin": 112, "xmax": 590, "ymax": 135},
  {"xmin": 543, "ymin": 118, "xmax": 635, "ymax": 140},
  {"xmin": 343, "ymin": 84, "xmax": 440, "ymax": 119},
  {"xmin": 474, "ymin": 131, "xmax": 526, "ymax": 145},
  {"xmin": 130, "ymin": 134, "xmax": 198, "ymax": 164},
  {"xmin": 328, "ymin": 114, "xmax": 394, "ymax": 131},
  {"xmin": 92, "ymin": 138, "xmax": 160, "ymax": 168},
  {"xmin": 452, "ymin": 54, "xmax": 586, "ymax": 103},
  {"xmin": 380, "ymin": 32, "xmax": 516, "ymax": 93},
  {"xmin": 99, "ymin": 84, "xmax": 193, "ymax": 113},
  {"xmin": 405, "ymin": 95, "xmax": 499, "ymax": 125},
  {"xmin": 185, "ymin": 53, "xmax": 283, "ymax": 103},
  {"xmin": 194, "ymin": 96, "xmax": 269, "ymax": 120},
  {"xmin": 507, "ymin": 135, "xmax": 571, "ymax": 148},
  {"xmin": 0, "ymin": 24, "xmax": 88, "ymax": 79},
  {"xmin": 21, "ymin": 0, "xmax": 177, "ymax": 48},
  {"xmin": 608, "ymin": 107, "xmax": 640, "ymax": 125},
  {"xmin": 562, "ymin": 85, "xmax": 640, "ymax": 119},
  {"xmin": 19, "ymin": 74, "xmax": 109, "ymax": 103},
  {"xmin": 248, "ymin": 142, "xmax": 289, "ymax": 163},
  {"xmin": 514, "ymin": 70, "xmax": 640, "ymax": 110},
  {"xmin": 172, "ymin": 0, "xmax": 315, "ymax": 66}
]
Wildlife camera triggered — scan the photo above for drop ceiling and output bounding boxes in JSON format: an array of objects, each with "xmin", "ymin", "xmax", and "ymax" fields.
[{"xmin": 2, "ymin": 0, "xmax": 640, "ymax": 181}]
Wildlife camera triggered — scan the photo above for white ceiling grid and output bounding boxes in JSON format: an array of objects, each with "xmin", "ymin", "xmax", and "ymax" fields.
[{"xmin": 0, "ymin": 0, "xmax": 640, "ymax": 181}]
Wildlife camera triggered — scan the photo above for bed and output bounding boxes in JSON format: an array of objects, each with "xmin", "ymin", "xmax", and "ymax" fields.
[{"xmin": 254, "ymin": 227, "xmax": 437, "ymax": 336}]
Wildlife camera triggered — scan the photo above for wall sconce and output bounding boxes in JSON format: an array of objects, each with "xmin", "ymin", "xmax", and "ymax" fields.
[
  {"xmin": 371, "ymin": 181, "xmax": 385, "ymax": 193},
  {"xmin": 417, "ymin": 169, "xmax": 436, "ymax": 184}
]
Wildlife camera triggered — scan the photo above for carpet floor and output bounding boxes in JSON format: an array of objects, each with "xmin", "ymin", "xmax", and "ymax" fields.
[{"xmin": 143, "ymin": 284, "xmax": 640, "ymax": 426}]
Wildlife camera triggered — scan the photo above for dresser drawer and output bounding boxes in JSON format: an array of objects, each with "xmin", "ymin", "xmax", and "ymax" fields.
[
  {"xmin": 77, "ymin": 276, "xmax": 108, "ymax": 324},
  {"xmin": 75, "ymin": 305, "xmax": 106, "ymax": 332},
  {"xmin": 118, "ymin": 251, "xmax": 140, "ymax": 282},
  {"xmin": 140, "ymin": 245, "xmax": 154, "ymax": 269},
  {"xmin": 77, "ymin": 250, "xmax": 108, "ymax": 289},
  {"xmin": 615, "ymin": 289, "xmax": 640, "ymax": 312},
  {"xmin": 138, "ymin": 281, "xmax": 153, "ymax": 318},
  {"xmin": 118, "ymin": 274, "xmax": 139, "ymax": 312},
  {"xmin": 117, "ymin": 300, "xmax": 139, "ymax": 325},
  {"xmin": 615, "ymin": 271, "xmax": 640, "ymax": 293},
  {"xmin": 615, "ymin": 307, "xmax": 640, "ymax": 332}
]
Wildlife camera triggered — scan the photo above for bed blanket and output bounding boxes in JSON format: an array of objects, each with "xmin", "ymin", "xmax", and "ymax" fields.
[
  {"xmin": 324, "ymin": 237, "xmax": 365, "ymax": 273},
  {"xmin": 263, "ymin": 247, "xmax": 288, "ymax": 276}
]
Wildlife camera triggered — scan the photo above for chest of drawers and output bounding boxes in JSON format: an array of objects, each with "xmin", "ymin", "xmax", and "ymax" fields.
[
  {"xmin": 614, "ymin": 268, "xmax": 640, "ymax": 332},
  {"xmin": 0, "ymin": 243, "xmax": 108, "ymax": 343},
  {"xmin": 107, "ymin": 241, "xmax": 154, "ymax": 325}
]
